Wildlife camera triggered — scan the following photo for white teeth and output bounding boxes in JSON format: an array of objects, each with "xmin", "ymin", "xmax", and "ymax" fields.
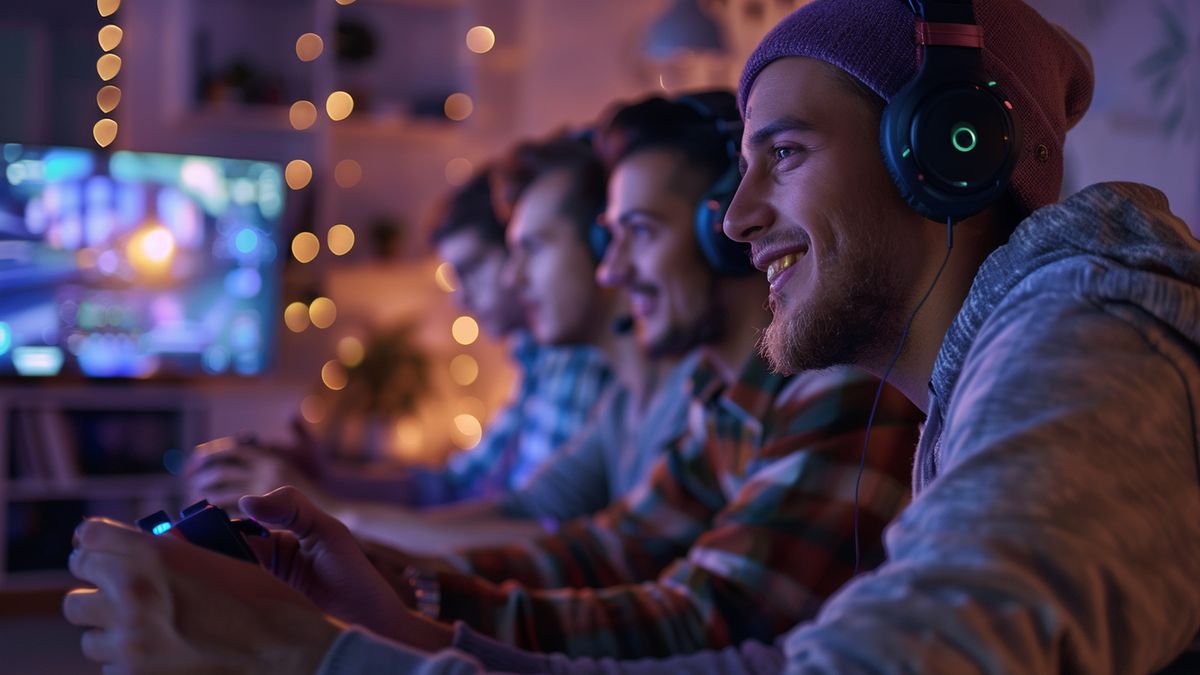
[{"xmin": 766, "ymin": 254, "xmax": 799, "ymax": 284}]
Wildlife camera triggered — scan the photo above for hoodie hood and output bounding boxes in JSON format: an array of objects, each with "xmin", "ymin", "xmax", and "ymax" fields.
[{"xmin": 931, "ymin": 182, "xmax": 1200, "ymax": 411}]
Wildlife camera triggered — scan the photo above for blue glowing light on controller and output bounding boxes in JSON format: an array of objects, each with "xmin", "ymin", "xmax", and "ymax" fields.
[{"xmin": 152, "ymin": 522, "xmax": 172, "ymax": 535}]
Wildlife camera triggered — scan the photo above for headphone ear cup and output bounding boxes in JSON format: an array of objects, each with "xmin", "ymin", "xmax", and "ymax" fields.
[
  {"xmin": 694, "ymin": 165, "xmax": 755, "ymax": 276},
  {"xmin": 880, "ymin": 73, "xmax": 1019, "ymax": 223},
  {"xmin": 588, "ymin": 217, "xmax": 611, "ymax": 263}
]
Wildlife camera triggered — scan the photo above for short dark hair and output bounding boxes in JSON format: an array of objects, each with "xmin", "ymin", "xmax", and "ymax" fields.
[
  {"xmin": 429, "ymin": 167, "xmax": 506, "ymax": 248},
  {"xmin": 595, "ymin": 90, "xmax": 740, "ymax": 195},
  {"xmin": 492, "ymin": 133, "xmax": 607, "ymax": 247}
]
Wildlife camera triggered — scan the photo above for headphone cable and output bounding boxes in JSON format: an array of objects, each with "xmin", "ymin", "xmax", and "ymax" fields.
[{"xmin": 852, "ymin": 217, "xmax": 954, "ymax": 575}]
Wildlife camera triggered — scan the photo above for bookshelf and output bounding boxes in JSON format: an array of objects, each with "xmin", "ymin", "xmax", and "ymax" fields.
[{"xmin": 0, "ymin": 385, "xmax": 207, "ymax": 591}]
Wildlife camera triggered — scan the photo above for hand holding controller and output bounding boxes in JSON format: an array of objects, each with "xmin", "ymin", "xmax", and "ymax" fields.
[{"xmin": 136, "ymin": 499, "xmax": 268, "ymax": 563}]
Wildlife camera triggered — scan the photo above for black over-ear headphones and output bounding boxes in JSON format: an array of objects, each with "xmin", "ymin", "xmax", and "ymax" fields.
[
  {"xmin": 567, "ymin": 127, "xmax": 615, "ymax": 263},
  {"xmin": 674, "ymin": 95, "xmax": 757, "ymax": 277},
  {"xmin": 880, "ymin": 0, "xmax": 1020, "ymax": 224}
]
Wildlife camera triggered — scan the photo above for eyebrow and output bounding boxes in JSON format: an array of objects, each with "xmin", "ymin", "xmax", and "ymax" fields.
[{"xmin": 745, "ymin": 116, "xmax": 818, "ymax": 151}]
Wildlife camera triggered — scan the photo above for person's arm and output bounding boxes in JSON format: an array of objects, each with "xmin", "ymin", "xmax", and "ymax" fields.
[
  {"xmin": 379, "ymin": 371, "xmax": 917, "ymax": 659},
  {"xmin": 781, "ymin": 295, "xmax": 1200, "ymax": 673}
]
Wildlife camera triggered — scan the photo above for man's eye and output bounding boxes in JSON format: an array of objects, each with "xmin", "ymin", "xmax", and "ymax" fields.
[{"xmin": 773, "ymin": 146, "xmax": 796, "ymax": 161}]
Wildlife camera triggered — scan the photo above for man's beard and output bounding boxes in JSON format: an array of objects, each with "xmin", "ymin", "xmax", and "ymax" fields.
[
  {"xmin": 760, "ymin": 236, "xmax": 902, "ymax": 375},
  {"xmin": 643, "ymin": 274, "xmax": 723, "ymax": 359}
]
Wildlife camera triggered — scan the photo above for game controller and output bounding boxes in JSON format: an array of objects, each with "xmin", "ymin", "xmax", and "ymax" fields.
[{"xmin": 137, "ymin": 500, "xmax": 268, "ymax": 562}]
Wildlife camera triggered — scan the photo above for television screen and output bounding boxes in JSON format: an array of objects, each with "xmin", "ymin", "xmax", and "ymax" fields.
[{"xmin": 0, "ymin": 144, "xmax": 284, "ymax": 378}]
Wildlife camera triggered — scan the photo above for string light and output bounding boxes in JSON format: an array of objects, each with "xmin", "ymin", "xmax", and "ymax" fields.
[
  {"xmin": 296, "ymin": 33, "xmax": 324, "ymax": 62},
  {"xmin": 309, "ymin": 297, "xmax": 337, "ymax": 329},
  {"xmin": 326, "ymin": 91, "xmax": 354, "ymax": 121},
  {"xmin": 284, "ymin": 302, "xmax": 310, "ymax": 332},
  {"xmin": 451, "ymin": 316, "xmax": 479, "ymax": 345},
  {"xmin": 334, "ymin": 159, "xmax": 361, "ymax": 188},
  {"xmin": 96, "ymin": 86, "xmax": 121, "ymax": 113},
  {"xmin": 289, "ymin": 100, "xmax": 317, "ymax": 130},
  {"xmin": 451, "ymin": 413, "xmax": 482, "ymax": 449},
  {"xmin": 449, "ymin": 354, "xmax": 479, "ymax": 386},
  {"xmin": 291, "ymin": 232, "xmax": 319, "ymax": 263},
  {"xmin": 96, "ymin": 54, "xmax": 122, "ymax": 81},
  {"xmin": 443, "ymin": 93, "xmax": 474, "ymax": 122},
  {"xmin": 327, "ymin": 224, "xmax": 355, "ymax": 255},
  {"xmin": 93, "ymin": 119, "xmax": 118, "ymax": 148},
  {"xmin": 337, "ymin": 336, "xmax": 364, "ymax": 367},
  {"xmin": 97, "ymin": 0, "xmax": 120, "ymax": 17},
  {"xmin": 434, "ymin": 262, "xmax": 457, "ymax": 293},
  {"xmin": 321, "ymin": 360, "xmax": 348, "ymax": 390},
  {"xmin": 300, "ymin": 394, "xmax": 326, "ymax": 424},
  {"xmin": 98, "ymin": 25, "xmax": 123, "ymax": 51},
  {"xmin": 465, "ymin": 26, "xmax": 496, "ymax": 54},
  {"xmin": 284, "ymin": 159, "xmax": 313, "ymax": 190}
]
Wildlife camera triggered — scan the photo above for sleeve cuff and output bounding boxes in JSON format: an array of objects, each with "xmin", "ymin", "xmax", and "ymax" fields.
[{"xmin": 317, "ymin": 627, "xmax": 485, "ymax": 675}]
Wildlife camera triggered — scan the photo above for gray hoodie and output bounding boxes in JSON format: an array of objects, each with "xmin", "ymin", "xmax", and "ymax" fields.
[{"xmin": 317, "ymin": 182, "xmax": 1200, "ymax": 674}]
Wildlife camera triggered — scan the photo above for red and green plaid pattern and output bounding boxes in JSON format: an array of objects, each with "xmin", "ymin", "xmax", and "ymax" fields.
[{"xmin": 431, "ymin": 354, "xmax": 922, "ymax": 658}]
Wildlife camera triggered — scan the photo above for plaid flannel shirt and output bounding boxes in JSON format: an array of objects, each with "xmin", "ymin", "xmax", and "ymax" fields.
[
  {"xmin": 410, "ymin": 336, "xmax": 612, "ymax": 505},
  {"xmin": 377, "ymin": 352, "xmax": 922, "ymax": 657}
]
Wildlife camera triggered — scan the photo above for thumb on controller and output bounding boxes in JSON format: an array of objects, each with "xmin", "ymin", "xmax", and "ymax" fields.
[{"xmin": 239, "ymin": 486, "xmax": 346, "ymax": 543}]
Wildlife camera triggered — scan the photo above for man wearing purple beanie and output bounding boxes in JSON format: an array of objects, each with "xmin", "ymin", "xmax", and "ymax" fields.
[{"xmin": 58, "ymin": 0, "xmax": 1200, "ymax": 672}]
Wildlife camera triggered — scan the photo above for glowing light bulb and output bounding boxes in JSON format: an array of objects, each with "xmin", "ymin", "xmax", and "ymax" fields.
[
  {"xmin": 321, "ymin": 360, "xmax": 348, "ymax": 390},
  {"xmin": 434, "ymin": 262, "xmax": 457, "ymax": 293},
  {"xmin": 97, "ymin": 54, "xmax": 122, "ymax": 81},
  {"xmin": 465, "ymin": 26, "xmax": 496, "ymax": 54},
  {"xmin": 93, "ymin": 119, "xmax": 118, "ymax": 148},
  {"xmin": 451, "ymin": 316, "xmax": 479, "ymax": 345},
  {"xmin": 291, "ymin": 232, "xmax": 319, "ymax": 263},
  {"xmin": 337, "ymin": 336, "xmax": 364, "ymax": 367},
  {"xmin": 449, "ymin": 354, "xmax": 479, "ymax": 386},
  {"xmin": 126, "ymin": 224, "xmax": 176, "ymax": 276},
  {"xmin": 309, "ymin": 297, "xmax": 336, "ymax": 329},
  {"xmin": 326, "ymin": 91, "xmax": 354, "ymax": 121},
  {"xmin": 451, "ymin": 413, "xmax": 482, "ymax": 449},
  {"xmin": 334, "ymin": 159, "xmax": 362, "ymax": 188},
  {"xmin": 296, "ymin": 33, "xmax": 324, "ymax": 61},
  {"xmin": 443, "ymin": 93, "xmax": 473, "ymax": 122},
  {"xmin": 98, "ymin": 25, "xmax": 123, "ymax": 51},
  {"xmin": 285, "ymin": 159, "xmax": 312, "ymax": 190},
  {"xmin": 97, "ymin": 85, "xmax": 121, "ymax": 113},
  {"xmin": 327, "ymin": 224, "xmax": 354, "ymax": 256},
  {"xmin": 97, "ymin": 0, "xmax": 120, "ymax": 17},
  {"xmin": 289, "ymin": 100, "xmax": 317, "ymax": 130},
  {"xmin": 284, "ymin": 302, "xmax": 310, "ymax": 332}
]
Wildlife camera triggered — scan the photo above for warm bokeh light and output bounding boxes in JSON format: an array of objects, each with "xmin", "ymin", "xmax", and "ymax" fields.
[
  {"xmin": 284, "ymin": 159, "xmax": 313, "ymax": 190},
  {"xmin": 300, "ymin": 394, "xmax": 326, "ymax": 424},
  {"xmin": 93, "ymin": 119, "xmax": 118, "ymax": 148},
  {"xmin": 321, "ymin": 360, "xmax": 348, "ymax": 391},
  {"xmin": 96, "ymin": 85, "xmax": 121, "ymax": 113},
  {"xmin": 444, "ymin": 157, "xmax": 474, "ymax": 186},
  {"xmin": 296, "ymin": 33, "xmax": 324, "ymax": 61},
  {"xmin": 326, "ymin": 91, "xmax": 354, "ymax": 121},
  {"xmin": 309, "ymin": 297, "xmax": 337, "ymax": 329},
  {"xmin": 98, "ymin": 25, "xmax": 123, "ymax": 52},
  {"xmin": 392, "ymin": 418, "xmax": 424, "ymax": 459},
  {"xmin": 465, "ymin": 26, "xmax": 496, "ymax": 54},
  {"xmin": 337, "ymin": 336, "xmax": 364, "ymax": 367},
  {"xmin": 335, "ymin": 0, "xmax": 356, "ymax": 4},
  {"xmin": 334, "ymin": 159, "xmax": 362, "ymax": 188},
  {"xmin": 97, "ymin": 54, "xmax": 122, "ymax": 81},
  {"xmin": 291, "ymin": 232, "xmax": 319, "ymax": 263},
  {"xmin": 434, "ymin": 262, "xmax": 457, "ymax": 293},
  {"xmin": 451, "ymin": 413, "xmax": 483, "ymax": 449},
  {"xmin": 449, "ymin": 354, "xmax": 479, "ymax": 386},
  {"xmin": 443, "ymin": 93, "xmax": 473, "ymax": 122},
  {"xmin": 97, "ymin": 0, "xmax": 120, "ymax": 17},
  {"xmin": 451, "ymin": 316, "xmax": 479, "ymax": 345},
  {"xmin": 289, "ymin": 100, "xmax": 317, "ymax": 130},
  {"xmin": 126, "ymin": 225, "xmax": 176, "ymax": 276},
  {"xmin": 327, "ymin": 224, "xmax": 355, "ymax": 256},
  {"xmin": 284, "ymin": 302, "xmax": 310, "ymax": 332}
]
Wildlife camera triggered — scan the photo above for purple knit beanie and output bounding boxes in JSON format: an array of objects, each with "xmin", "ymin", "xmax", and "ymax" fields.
[{"xmin": 738, "ymin": 0, "xmax": 1095, "ymax": 216}]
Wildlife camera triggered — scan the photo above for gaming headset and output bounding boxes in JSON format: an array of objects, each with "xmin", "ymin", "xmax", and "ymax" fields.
[
  {"xmin": 674, "ymin": 95, "xmax": 757, "ymax": 276},
  {"xmin": 879, "ymin": 0, "xmax": 1020, "ymax": 224}
]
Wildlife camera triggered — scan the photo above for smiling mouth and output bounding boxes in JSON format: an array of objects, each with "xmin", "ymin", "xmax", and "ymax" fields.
[{"xmin": 766, "ymin": 253, "xmax": 802, "ymax": 284}]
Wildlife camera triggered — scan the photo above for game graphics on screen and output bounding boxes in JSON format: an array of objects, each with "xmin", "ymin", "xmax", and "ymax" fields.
[{"xmin": 0, "ymin": 144, "xmax": 283, "ymax": 378}]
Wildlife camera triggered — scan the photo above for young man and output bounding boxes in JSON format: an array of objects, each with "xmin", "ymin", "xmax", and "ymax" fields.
[
  {"xmin": 186, "ymin": 165, "xmax": 614, "ymax": 516},
  {"xmin": 62, "ymin": 93, "xmax": 924, "ymax": 671},
  {"xmin": 351, "ymin": 0, "xmax": 1200, "ymax": 671}
]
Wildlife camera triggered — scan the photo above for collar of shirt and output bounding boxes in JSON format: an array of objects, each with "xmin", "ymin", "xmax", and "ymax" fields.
[{"xmin": 688, "ymin": 351, "xmax": 790, "ymax": 441}]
